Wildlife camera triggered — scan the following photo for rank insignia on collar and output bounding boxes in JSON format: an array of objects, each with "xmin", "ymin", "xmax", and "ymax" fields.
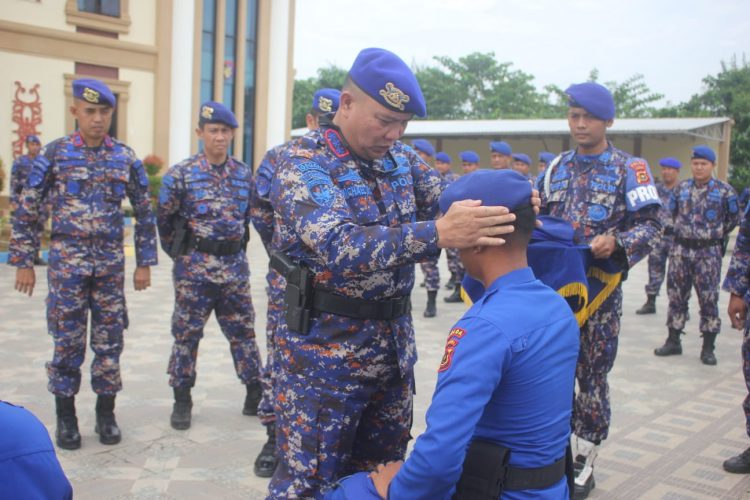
[
  {"xmin": 379, "ymin": 82, "xmax": 410, "ymax": 111},
  {"xmin": 318, "ymin": 96, "xmax": 333, "ymax": 113},
  {"xmin": 201, "ymin": 105, "xmax": 214, "ymax": 119},
  {"xmin": 82, "ymin": 87, "xmax": 100, "ymax": 104}
]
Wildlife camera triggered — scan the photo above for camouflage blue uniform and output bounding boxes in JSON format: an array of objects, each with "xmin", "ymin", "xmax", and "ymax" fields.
[
  {"xmin": 11, "ymin": 154, "xmax": 49, "ymax": 249},
  {"xmin": 667, "ymin": 178, "xmax": 739, "ymax": 336},
  {"xmin": 541, "ymin": 144, "xmax": 661, "ymax": 442},
  {"xmin": 268, "ymin": 124, "xmax": 444, "ymax": 498},
  {"xmin": 158, "ymin": 153, "xmax": 262, "ymax": 389},
  {"xmin": 250, "ymin": 142, "xmax": 288, "ymax": 424},
  {"xmin": 442, "ymin": 170, "xmax": 464, "ymax": 285},
  {"xmin": 9, "ymin": 132, "xmax": 158, "ymax": 396},
  {"xmin": 644, "ymin": 182, "xmax": 678, "ymax": 296},
  {"xmin": 722, "ymin": 206, "xmax": 750, "ymax": 436},
  {"xmin": 418, "ymin": 170, "xmax": 459, "ymax": 291}
]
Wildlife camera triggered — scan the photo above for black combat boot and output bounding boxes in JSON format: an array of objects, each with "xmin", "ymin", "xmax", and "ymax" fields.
[
  {"xmin": 700, "ymin": 332, "xmax": 717, "ymax": 365},
  {"xmin": 243, "ymin": 380, "xmax": 263, "ymax": 416},
  {"xmin": 424, "ymin": 290, "xmax": 437, "ymax": 318},
  {"xmin": 55, "ymin": 396, "xmax": 81, "ymax": 450},
  {"xmin": 724, "ymin": 447, "xmax": 750, "ymax": 473},
  {"xmin": 444, "ymin": 277, "xmax": 456, "ymax": 290},
  {"xmin": 95, "ymin": 394, "xmax": 121, "ymax": 445},
  {"xmin": 171, "ymin": 387, "xmax": 192, "ymax": 430},
  {"xmin": 254, "ymin": 422, "xmax": 278, "ymax": 478},
  {"xmin": 444, "ymin": 284, "xmax": 462, "ymax": 303},
  {"xmin": 654, "ymin": 328, "xmax": 683, "ymax": 356},
  {"xmin": 636, "ymin": 294, "xmax": 656, "ymax": 315}
]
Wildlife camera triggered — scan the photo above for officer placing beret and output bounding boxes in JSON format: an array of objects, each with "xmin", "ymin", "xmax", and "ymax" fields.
[
  {"xmin": 158, "ymin": 101, "xmax": 263, "ymax": 431},
  {"xmin": 327, "ymin": 170, "xmax": 579, "ymax": 499},
  {"xmin": 267, "ymin": 47, "xmax": 539, "ymax": 497},
  {"xmin": 10, "ymin": 77, "xmax": 157, "ymax": 450},
  {"xmin": 490, "ymin": 140, "xmax": 513, "ymax": 170}
]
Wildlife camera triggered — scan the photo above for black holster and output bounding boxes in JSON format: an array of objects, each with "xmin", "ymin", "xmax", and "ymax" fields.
[
  {"xmin": 270, "ymin": 251, "xmax": 314, "ymax": 334},
  {"xmin": 453, "ymin": 439, "xmax": 509, "ymax": 500},
  {"xmin": 169, "ymin": 215, "xmax": 189, "ymax": 258}
]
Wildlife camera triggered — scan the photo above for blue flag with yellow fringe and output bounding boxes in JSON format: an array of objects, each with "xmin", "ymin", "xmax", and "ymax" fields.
[{"xmin": 461, "ymin": 216, "xmax": 623, "ymax": 327}]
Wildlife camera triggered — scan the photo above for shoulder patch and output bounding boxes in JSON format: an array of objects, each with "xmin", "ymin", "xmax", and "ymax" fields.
[
  {"xmin": 132, "ymin": 159, "xmax": 149, "ymax": 187},
  {"xmin": 628, "ymin": 160, "xmax": 651, "ymax": 185},
  {"xmin": 28, "ymin": 155, "xmax": 52, "ymax": 187},
  {"xmin": 297, "ymin": 161, "xmax": 335, "ymax": 207},
  {"xmin": 438, "ymin": 327, "xmax": 467, "ymax": 373},
  {"xmin": 324, "ymin": 128, "xmax": 350, "ymax": 159},
  {"xmin": 728, "ymin": 195, "xmax": 739, "ymax": 214}
]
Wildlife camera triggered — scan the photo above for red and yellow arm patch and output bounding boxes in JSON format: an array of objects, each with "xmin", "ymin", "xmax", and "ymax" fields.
[
  {"xmin": 438, "ymin": 327, "xmax": 467, "ymax": 373},
  {"xmin": 629, "ymin": 160, "xmax": 651, "ymax": 185}
]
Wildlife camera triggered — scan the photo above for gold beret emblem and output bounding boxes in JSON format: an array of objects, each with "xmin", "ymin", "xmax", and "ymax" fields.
[
  {"xmin": 82, "ymin": 87, "xmax": 100, "ymax": 104},
  {"xmin": 378, "ymin": 82, "xmax": 410, "ymax": 111},
  {"xmin": 318, "ymin": 96, "xmax": 333, "ymax": 113},
  {"xmin": 201, "ymin": 105, "xmax": 214, "ymax": 119}
]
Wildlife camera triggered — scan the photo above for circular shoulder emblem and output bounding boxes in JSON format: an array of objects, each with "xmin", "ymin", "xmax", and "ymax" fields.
[{"xmin": 588, "ymin": 204, "xmax": 608, "ymax": 222}]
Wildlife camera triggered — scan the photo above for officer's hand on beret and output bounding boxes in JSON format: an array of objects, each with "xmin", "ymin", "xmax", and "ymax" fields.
[
  {"xmin": 436, "ymin": 200, "xmax": 515, "ymax": 249},
  {"xmin": 530, "ymin": 188, "xmax": 542, "ymax": 225},
  {"xmin": 728, "ymin": 293, "xmax": 748, "ymax": 330},
  {"xmin": 133, "ymin": 266, "xmax": 151, "ymax": 291},
  {"xmin": 370, "ymin": 460, "xmax": 403, "ymax": 499},
  {"xmin": 590, "ymin": 234, "xmax": 617, "ymax": 259},
  {"xmin": 14, "ymin": 267, "xmax": 36, "ymax": 297}
]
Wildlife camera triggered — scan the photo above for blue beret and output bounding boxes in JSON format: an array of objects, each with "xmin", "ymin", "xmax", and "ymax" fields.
[
  {"xmin": 565, "ymin": 82, "xmax": 615, "ymax": 120},
  {"xmin": 72, "ymin": 78, "xmax": 115, "ymax": 107},
  {"xmin": 439, "ymin": 169, "xmax": 531, "ymax": 214},
  {"xmin": 412, "ymin": 139, "xmax": 435, "ymax": 157},
  {"xmin": 199, "ymin": 100, "xmax": 238, "ymax": 128},
  {"xmin": 538, "ymin": 151, "xmax": 555, "ymax": 164},
  {"xmin": 311, "ymin": 88, "xmax": 340, "ymax": 114},
  {"xmin": 348, "ymin": 48, "xmax": 426, "ymax": 118},
  {"xmin": 512, "ymin": 153, "xmax": 531, "ymax": 166},
  {"xmin": 459, "ymin": 150, "xmax": 480, "ymax": 163},
  {"xmin": 435, "ymin": 152, "xmax": 452, "ymax": 163},
  {"xmin": 691, "ymin": 145, "xmax": 716, "ymax": 163},
  {"xmin": 25, "ymin": 135, "xmax": 40, "ymax": 144},
  {"xmin": 490, "ymin": 141, "xmax": 512, "ymax": 155},
  {"xmin": 658, "ymin": 157, "xmax": 682, "ymax": 169}
]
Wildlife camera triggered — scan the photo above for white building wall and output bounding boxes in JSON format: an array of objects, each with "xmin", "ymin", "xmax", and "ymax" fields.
[{"xmin": 168, "ymin": 0, "xmax": 194, "ymax": 167}]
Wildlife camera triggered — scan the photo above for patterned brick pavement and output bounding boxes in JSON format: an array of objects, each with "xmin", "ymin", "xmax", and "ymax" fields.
[{"xmin": 2, "ymin": 229, "xmax": 750, "ymax": 499}]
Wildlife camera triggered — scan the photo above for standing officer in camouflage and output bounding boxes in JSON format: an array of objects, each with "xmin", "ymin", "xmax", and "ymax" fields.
[
  {"xmin": 250, "ymin": 88, "xmax": 340, "ymax": 477},
  {"xmin": 636, "ymin": 157, "xmax": 681, "ymax": 315},
  {"xmin": 158, "ymin": 101, "xmax": 263, "ymax": 430},
  {"xmin": 435, "ymin": 152, "xmax": 464, "ymax": 296},
  {"xmin": 10, "ymin": 135, "xmax": 47, "ymax": 266},
  {"xmin": 540, "ymin": 81, "xmax": 661, "ymax": 499},
  {"xmin": 268, "ymin": 47, "xmax": 525, "ymax": 498},
  {"xmin": 655, "ymin": 145, "xmax": 739, "ymax": 364},
  {"xmin": 10, "ymin": 78, "xmax": 157, "ymax": 449}
]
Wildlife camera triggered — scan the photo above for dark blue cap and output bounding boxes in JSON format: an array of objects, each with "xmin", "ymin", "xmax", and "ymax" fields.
[
  {"xmin": 512, "ymin": 153, "xmax": 531, "ymax": 166},
  {"xmin": 538, "ymin": 151, "xmax": 555, "ymax": 164},
  {"xmin": 439, "ymin": 169, "xmax": 531, "ymax": 214},
  {"xmin": 25, "ymin": 135, "xmax": 40, "ymax": 144},
  {"xmin": 312, "ymin": 88, "xmax": 340, "ymax": 114},
  {"xmin": 72, "ymin": 78, "xmax": 115, "ymax": 107},
  {"xmin": 199, "ymin": 101, "xmax": 238, "ymax": 128},
  {"xmin": 490, "ymin": 141, "xmax": 512, "ymax": 155},
  {"xmin": 460, "ymin": 150, "xmax": 480, "ymax": 163},
  {"xmin": 412, "ymin": 139, "xmax": 435, "ymax": 157},
  {"xmin": 435, "ymin": 152, "xmax": 452, "ymax": 163},
  {"xmin": 348, "ymin": 48, "xmax": 426, "ymax": 117},
  {"xmin": 565, "ymin": 82, "xmax": 615, "ymax": 120},
  {"xmin": 691, "ymin": 145, "xmax": 716, "ymax": 163},
  {"xmin": 658, "ymin": 157, "xmax": 682, "ymax": 169}
]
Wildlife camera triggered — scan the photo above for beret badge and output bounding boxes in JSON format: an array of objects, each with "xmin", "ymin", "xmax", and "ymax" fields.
[{"xmin": 379, "ymin": 82, "xmax": 410, "ymax": 111}]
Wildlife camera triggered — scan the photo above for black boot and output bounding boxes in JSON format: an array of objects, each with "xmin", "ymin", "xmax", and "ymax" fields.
[
  {"xmin": 55, "ymin": 396, "xmax": 81, "ymax": 450},
  {"xmin": 444, "ymin": 284, "xmax": 462, "ymax": 303},
  {"xmin": 243, "ymin": 380, "xmax": 262, "ymax": 416},
  {"xmin": 95, "ymin": 395, "xmax": 121, "ymax": 445},
  {"xmin": 700, "ymin": 332, "xmax": 717, "ymax": 365},
  {"xmin": 254, "ymin": 422, "xmax": 278, "ymax": 478},
  {"xmin": 724, "ymin": 447, "xmax": 750, "ymax": 473},
  {"xmin": 424, "ymin": 290, "xmax": 437, "ymax": 318},
  {"xmin": 171, "ymin": 387, "xmax": 192, "ymax": 430},
  {"xmin": 654, "ymin": 328, "xmax": 683, "ymax": 356},
  {"xmin": 636, "ymin": 294, "xmax": 656, "ymax": 315}
]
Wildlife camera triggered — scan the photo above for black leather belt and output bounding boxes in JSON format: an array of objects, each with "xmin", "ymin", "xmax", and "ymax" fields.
[
  {"xmin": 675, "ymin": 237, "xmax": 722, "ymax": 249},
  {"xmin": 187, "ymin": 235, "xmax": 244, "ymax": 256},
  {"xmin": 312, "ymin": 289, "xmax": 411, "ymax": 320},
  {"xmin": 504, "ymin": 455, "xmax": 567, "ymax": 491}
]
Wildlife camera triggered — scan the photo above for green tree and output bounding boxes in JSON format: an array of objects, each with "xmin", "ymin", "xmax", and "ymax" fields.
[{"xmin": 291, "ymin": 65, "xmax": 347, "ymax": 129}]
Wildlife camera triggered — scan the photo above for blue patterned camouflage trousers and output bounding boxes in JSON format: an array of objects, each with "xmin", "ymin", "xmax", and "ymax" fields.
[
  {"xmin": 742, "ymin": 328, "xmax": 750, "ymax": 438},
  {"xmin": 258, "ymin": 267, "xmax": 284, "ymax": 425},
  {"xmin": 667, "ymin": 246, "xmax": 722, "ymax": 335},
  {"xmin": 419, "ymin": 257, "xmax": 440, "ymax": 291},
  {"xmin": 446, "ymin": 247, "xmax": 464, "ymax": 284},
  {"xmin": 573, "ymin": 287, "xmax": 621, "ymax": 443},
  {"xmin": 46, "ymin": 269, "xmax": 127, "ymax": 397},
  {"xmin": 644, "ymin": 233, "xmax": 673, "ymax": 296},
  {"xmin": 268, "ymin": 317, "xmax": 413, "ymax": 499},
  {"xmin": 167, "ymin": 277, "xmax": 262, "ymax": 388}
]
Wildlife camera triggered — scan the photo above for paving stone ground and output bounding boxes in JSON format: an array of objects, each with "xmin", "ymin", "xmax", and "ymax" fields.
[{"xmin": 3, "ymin": 229, "xmax": 750, "ymax": 499}]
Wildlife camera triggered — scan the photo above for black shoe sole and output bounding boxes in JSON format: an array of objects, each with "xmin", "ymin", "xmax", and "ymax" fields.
[
  {"xmin": 254, "ymin": 465, "xmax": 276, "ymax": 478},
  {"xmin": 171, "ymin": 419, "xmax": 191, "ymax": 430},
  {"xmin": 242, "ymin": 408, "xmax": 259, "ymax": 416},
  {"xmin": 95, "ymin": 425, "xmax": 121, "ymax": 445},
  {"xmin": 56, "ymin": 438, "xmax": 81, "ymax": 450}
]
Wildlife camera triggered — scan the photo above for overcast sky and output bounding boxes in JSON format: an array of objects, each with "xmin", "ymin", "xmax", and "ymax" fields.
[{"xmin": 293, "ymin": 0, "xmax": 750, "ymax": 107}]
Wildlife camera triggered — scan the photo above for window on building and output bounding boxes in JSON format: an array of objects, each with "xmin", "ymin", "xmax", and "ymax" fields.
[
  {"xmin": 223, "ymin": 0, "xmax": 238, "ymax": 111},
  {"xmin": 200, "ymin": 0, "xmax": 217, "ymax": 104},
  {"xmin": 242, "ymin": 0, "xmax": 258, "ymax": 165},
  {"xmin": 77, "ymin": 0, "xmax": 120, "ymax": 17}
]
